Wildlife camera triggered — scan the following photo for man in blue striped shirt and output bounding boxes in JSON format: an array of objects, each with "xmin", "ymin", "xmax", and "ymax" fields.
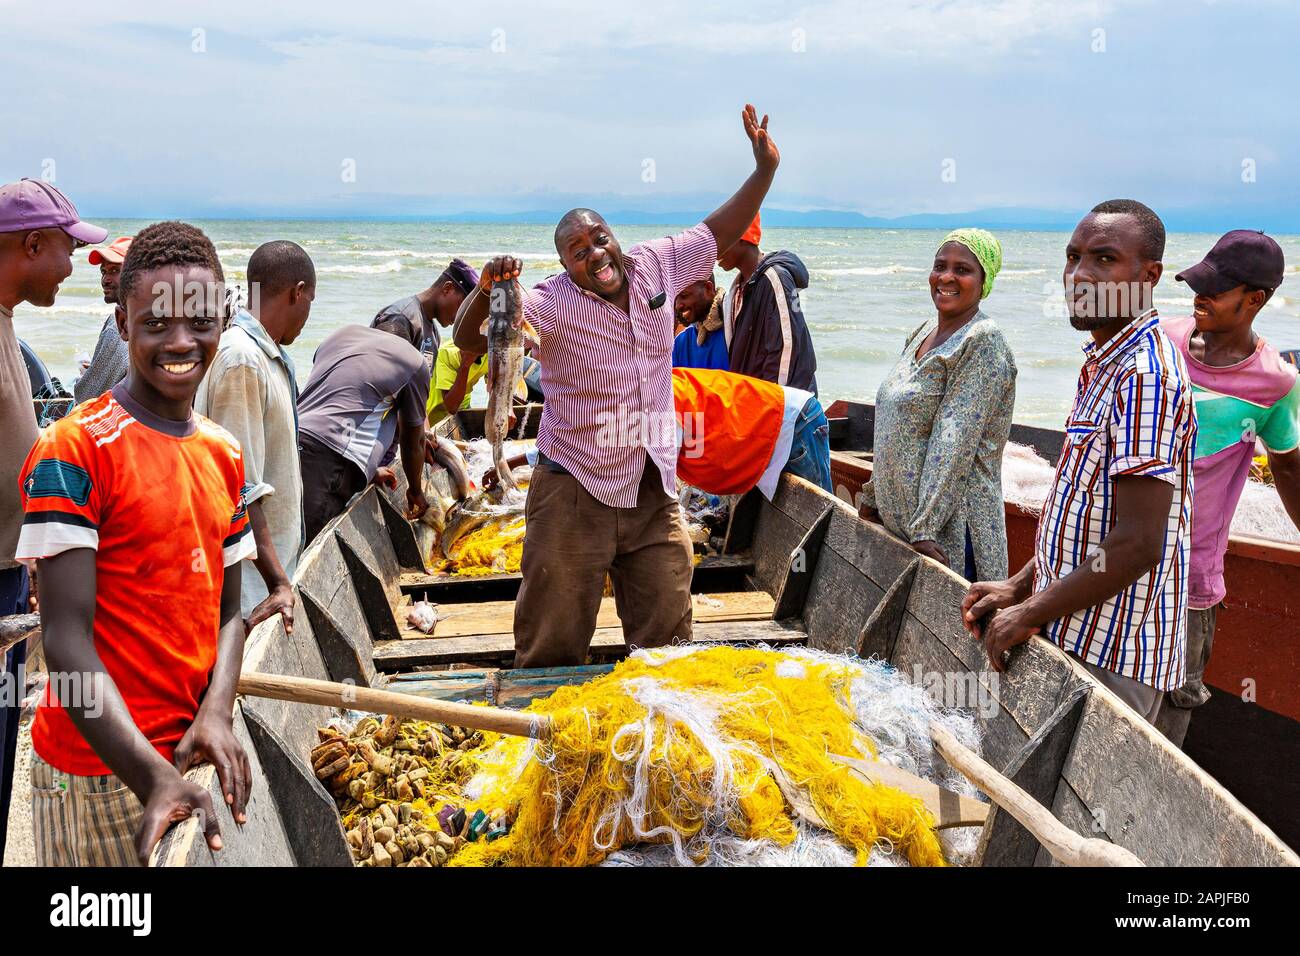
[{"xmin": 962, "ymin": 200, "xmax": 1196, "ymax": 724}]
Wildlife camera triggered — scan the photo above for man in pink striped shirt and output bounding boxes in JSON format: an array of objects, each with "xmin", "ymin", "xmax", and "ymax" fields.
[{"xmin": 454, "ymin": 105, "xmax": 781, "ymax": 667}]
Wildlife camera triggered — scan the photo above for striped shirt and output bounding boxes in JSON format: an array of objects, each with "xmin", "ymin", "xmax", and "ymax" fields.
[
  {"xmin": 524, "ymin": 223, "xmax": 718, "ymax": 508},
  {"xmin": 1034, "ymin": 311, "xmax": 1197, "ymax": 691}
]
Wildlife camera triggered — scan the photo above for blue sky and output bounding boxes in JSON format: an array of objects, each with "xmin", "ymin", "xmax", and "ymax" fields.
[{"xmin": 2, "ymin": 0, "xmax": 1297, "ymax": 228}]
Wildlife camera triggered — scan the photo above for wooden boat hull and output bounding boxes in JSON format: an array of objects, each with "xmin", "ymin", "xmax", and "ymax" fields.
[
  {"xmin": 152, "ymin": 412, "xmax": 1297, "ymax": 866},
  {"xmin": 824, "ymin": 398, "xmax": 1300, "ymax": 850}
]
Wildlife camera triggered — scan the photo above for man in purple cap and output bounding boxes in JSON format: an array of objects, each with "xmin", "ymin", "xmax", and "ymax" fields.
[
  {"xmin": 371, "ymin": 258, "xmax": 479, "ymax": 365},
  {"xmin": 1157, "ymin": 230, "xmax": 1300, "ymax": 747},
  {"xmin": 0, "ymin": 177, "xmax": 106, "ymax": 861}
]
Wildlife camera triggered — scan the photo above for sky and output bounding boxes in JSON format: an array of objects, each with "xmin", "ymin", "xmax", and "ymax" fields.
[{"xmin": 2, "ymin": 0, "xmax": 1298, "ymax": 228}]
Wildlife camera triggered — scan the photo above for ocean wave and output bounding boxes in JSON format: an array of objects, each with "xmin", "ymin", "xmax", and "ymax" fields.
[
  {"xmin": 317, "ymin": 259, "xmax": 404, "ymax": 275},
  {"xmin": 999, "ymin": 268, "xmax": 1047, "ymax": 275},
  {"xmin": 27, "ymin": 301, "xmax": 112, "ymax": 316},
  {"xmin": 217, "ymin": 247, "xmax": 258, "ymax": 257},
  {"xmin": 1155, "ymin": 297, "xmax": 1195, "ymax": 308},
  {"xmin": 811, "ymin": 265, "xmax": 925, "ymax": 278}
]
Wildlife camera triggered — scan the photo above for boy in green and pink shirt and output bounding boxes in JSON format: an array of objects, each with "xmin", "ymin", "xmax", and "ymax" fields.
[{"xmin": 1159, "ymin": 229, "xmax": 1300, "ymax": 746}]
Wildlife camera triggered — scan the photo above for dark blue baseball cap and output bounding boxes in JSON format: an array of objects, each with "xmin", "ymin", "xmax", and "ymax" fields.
[
  {"xmin": 441, "ymin": 258, "xmax": 480, "ymax": 295},
  {"xmin": 1176, "ymin": 230, "xmax": 1285, "ymax": 298}
]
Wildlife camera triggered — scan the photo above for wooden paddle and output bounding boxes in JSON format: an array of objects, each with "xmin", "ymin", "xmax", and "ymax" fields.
[
  {"xmin": 930, "ymin": 722, "xmax": 1144, "ymax": 867},
  {"xmin": 237, "ymin": 671, "xmax": 986, "ymax": 828}
]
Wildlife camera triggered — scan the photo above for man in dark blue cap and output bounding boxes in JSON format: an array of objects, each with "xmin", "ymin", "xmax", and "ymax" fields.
[
  {"xmin": 1157, "ymin": 229, "xmax": 1299, "ymax": 747},
  {"xmin": 372, "ymin": 258, "xmax": 479, "ymax": 364}
]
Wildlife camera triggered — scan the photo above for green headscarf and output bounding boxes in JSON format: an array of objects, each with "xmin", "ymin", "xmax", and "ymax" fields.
[{"xmin": 940, "ymin": 228, "xmax": 1003, "ymax": 299}]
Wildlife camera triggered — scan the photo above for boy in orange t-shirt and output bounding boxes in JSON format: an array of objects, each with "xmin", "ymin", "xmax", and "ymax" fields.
[{"xmin": 16, "ymin": 221, "xmax": 255, "ymax": 866}]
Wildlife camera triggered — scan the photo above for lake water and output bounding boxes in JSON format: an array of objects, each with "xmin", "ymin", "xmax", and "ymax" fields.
[{"xmin": 13, "ymin": 220, "xmax": 1300, "ymax": 426}]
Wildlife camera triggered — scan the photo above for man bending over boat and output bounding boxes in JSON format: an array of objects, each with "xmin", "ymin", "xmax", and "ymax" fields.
[
  {"xmin": 454, "ymin": 105, "xmax": 780, "ymax": 669},
  {"xmin": 962, "ymin": 200, "xmax": 1196, "ymax": 725}
]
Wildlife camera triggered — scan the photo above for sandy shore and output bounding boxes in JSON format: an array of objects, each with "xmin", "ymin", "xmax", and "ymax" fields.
[{"xmin": 3, "ymin": 715, "xmax": 35, "ymax": 867}]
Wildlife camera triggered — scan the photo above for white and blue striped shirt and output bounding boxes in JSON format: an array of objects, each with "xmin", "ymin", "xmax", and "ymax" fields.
[{"xmin": 1034, "ymin": 311, "xmax": 1197, "ymax": 691}]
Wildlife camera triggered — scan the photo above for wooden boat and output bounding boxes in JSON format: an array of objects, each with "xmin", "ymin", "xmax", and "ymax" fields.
[
  {"xmin": 823, "ymin": 398, "xmax": 1300, "ymax": 851},
  {"xmin": 152, "ymin": 411, "xmax": 1297, "ymax": 867}
]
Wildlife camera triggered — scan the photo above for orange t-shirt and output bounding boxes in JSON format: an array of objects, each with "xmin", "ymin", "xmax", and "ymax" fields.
[
  {"xmin": 672, "ymin": 368, "xmax": 788, "ymax": 495},
  {"xmin": 16, "ymin": 386, "xmax": 254, "ymax": 776}
]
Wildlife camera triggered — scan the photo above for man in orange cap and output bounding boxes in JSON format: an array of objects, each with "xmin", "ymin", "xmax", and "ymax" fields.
[
  {"xmin": 717, "ymin": 212, "xmax": 819, "ymax": 394},
  {"xmin": 74, "ymin": 235, "xmax": 133, "ymax": 405}
]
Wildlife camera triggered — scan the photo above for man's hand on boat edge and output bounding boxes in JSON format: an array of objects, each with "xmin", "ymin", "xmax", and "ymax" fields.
[{"xmin": 963, "ymin": 573, "xmax": 1037, "ymax": 671}]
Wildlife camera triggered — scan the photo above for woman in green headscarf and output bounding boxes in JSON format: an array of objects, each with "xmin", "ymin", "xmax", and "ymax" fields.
[{"xmin": 859, "ymin": 228, "xmax": 1018, "ymax": 580}]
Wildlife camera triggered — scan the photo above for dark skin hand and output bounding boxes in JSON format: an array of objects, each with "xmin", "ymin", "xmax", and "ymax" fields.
[
  {"xmin": 910, "ymin": 540, "xmax": 950, "ymax": 565},
  {"xmin": 962, "ymin": 476, "xmax": 1174, "ymax": 671},
  {"xmin": 243, "ymin": 498, "xmax": 294, "ymax": 635},
  {"xmin": 398, "ymin": 416, "xmax": 430, "ymax": 520},
  {"xmin": 454, "ymin": 103, "xmax": 779, "ymax": 353},
  {"xmin": 38, "ymin": 551, "xmax": 247, "ymax": 865},
  {"xmin": 439, "ymin": 349, "xmax": 482, "ymax": 418}
]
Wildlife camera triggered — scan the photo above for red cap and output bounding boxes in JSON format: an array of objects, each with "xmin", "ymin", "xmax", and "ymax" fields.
[
  {"xmin": 740, "ymin": 212, "xmax": 762, "ymax": 247},
  {"xmin": 88, "ymin": 236, "xmax": 133, "ymax": 266}
]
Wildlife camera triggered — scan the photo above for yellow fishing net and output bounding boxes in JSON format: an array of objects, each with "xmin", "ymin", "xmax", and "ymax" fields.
[
  {"xmin": 447, "ymin": 645, "xmax": 948, "ymax": 867},
  {"xmin": 436, "ymin": 516, "xmax": 527, "ymax": 576}
]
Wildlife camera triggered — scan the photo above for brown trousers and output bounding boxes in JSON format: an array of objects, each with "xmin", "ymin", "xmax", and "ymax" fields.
[
  {"xmin": 31, "ymin": 752, "xmax": 144, "ymax": 866},
  {"xmin": 513, "ymin": 459, "xmax": 694, "ymax": 668}
]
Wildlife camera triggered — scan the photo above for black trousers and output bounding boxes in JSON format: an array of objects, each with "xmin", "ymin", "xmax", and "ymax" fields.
[{"xmin": 299, "ymin": 432, "xmax": 368, "ymax": 545}]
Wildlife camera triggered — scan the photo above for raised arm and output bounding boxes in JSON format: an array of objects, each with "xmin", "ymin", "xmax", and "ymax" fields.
[{"xmin": 702, "ymin": 104, "xmax": 780, "ymax": 254}]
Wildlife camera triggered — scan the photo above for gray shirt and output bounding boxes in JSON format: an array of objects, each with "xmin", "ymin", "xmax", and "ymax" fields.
[
  {"xmin": 73, "ymin": 313, "xmax": 130, "ymax": 406},
  {"xmin": 298, "ymin": 325, "xmax": 429, "ymax": 480},
  {"xmin": 0, "ymin": 305, "xmax": 40, "ymax": 568},
  {"xmin": 194, "ymin": 310, "xmax": 303, "ymax": 617},
  {"xmin": 372, "ymin": 295, "xmax": 438, "ymax": 356}
]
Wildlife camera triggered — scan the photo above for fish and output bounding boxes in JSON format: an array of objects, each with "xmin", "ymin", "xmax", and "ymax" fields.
[
  {"xmin": 428, "ymin": 434, "xmax": 472, "ymax": 502},
  {"xmin": 439, "ymin": 486, "xmax": 525, "ymax": 560},
  {"xmin": 418, "ymin": 487, "xmax": 449, "ymax": 533},
  {"xmin": 483, "ymin": 278, "xmax": 530, "ymax": 494}
]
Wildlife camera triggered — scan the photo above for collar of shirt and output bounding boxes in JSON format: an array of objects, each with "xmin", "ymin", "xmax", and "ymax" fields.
[
  {"xmin": 232, "ymin": 309, "xmax": 297, "ymax": 386},
  {"xmin": 1081, "ymin": 308, "xmax": 1159, "ymax": 368}
]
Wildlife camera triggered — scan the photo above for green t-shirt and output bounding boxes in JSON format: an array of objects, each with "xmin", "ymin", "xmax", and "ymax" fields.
[{"xmin": 427, "ymin": 345, "xmax": 489, "ymax": 425}]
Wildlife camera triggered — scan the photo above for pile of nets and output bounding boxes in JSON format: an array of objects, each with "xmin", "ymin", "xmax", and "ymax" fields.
[
  {"xmin": 1003, "ymin": 441, "xmax": 1300, "ymax": 544},
  {"xmin": 442, "ymin": 644, "xmax": 982, "ymax": 868},
  {"xmin": 438, "ymin": 516, "xmax": 527, "ymax": 576}
]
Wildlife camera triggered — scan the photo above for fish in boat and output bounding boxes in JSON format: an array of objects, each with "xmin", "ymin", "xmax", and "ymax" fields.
[{"xmin": 428, "ymin": 434, "xmax": 472, "ymax": 502}]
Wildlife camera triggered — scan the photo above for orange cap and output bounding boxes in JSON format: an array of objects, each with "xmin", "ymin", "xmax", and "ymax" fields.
[
  {"xmin": 740, "ymin": 212, "xmax": 761, "ymax": 247},
  {"xmin": 88, "ymin": 236, "xmax": 133, "ymax": 265}
]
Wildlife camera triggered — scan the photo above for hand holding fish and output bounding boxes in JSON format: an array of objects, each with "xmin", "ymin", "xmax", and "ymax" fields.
[
  {"xmin": 405, "ymin": 486, "xmax": 430, "ymax": 521},
  {"xmin": 479, "ymin": 256, "xmax": 523, "ymax": 290}
]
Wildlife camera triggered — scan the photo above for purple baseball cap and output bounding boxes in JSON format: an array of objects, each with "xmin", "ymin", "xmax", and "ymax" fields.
[
  {"xmin": 1176, "ymin": 230, "xmax": 1285, "ymax": 298},
  {"xmin": 0, "ymin": 178, "xmax": 108, "ymax": 245}
]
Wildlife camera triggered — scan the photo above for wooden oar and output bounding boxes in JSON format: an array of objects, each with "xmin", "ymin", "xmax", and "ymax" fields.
[
  {"xmin": 930, "ymin": 722, "xmax": 1144, "ymax": 867},
  {"xmin": 237, "ymin": 672, "xmax": 544, "ymax": 739},
  {"xmin": 237, "ymin": 671, "xmax": 985, "ymax": 828}
]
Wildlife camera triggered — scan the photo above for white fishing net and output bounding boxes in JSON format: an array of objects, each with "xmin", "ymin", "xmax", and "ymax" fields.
[
  {"xmin": 590, "ymin": 644, "xmax": 986, "ymax": 867},
  {"xmin": 1000, "ymin": 441, "xmax": 1299, "ymax": 543}
]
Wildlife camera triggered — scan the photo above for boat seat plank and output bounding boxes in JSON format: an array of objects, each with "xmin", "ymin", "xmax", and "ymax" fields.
[
  {"xmin": 399, "ymin": 552, "xmax": 757, "ymax": 597},
  {"xmin": 374, "ymin": 618, "xmax": 807, "ymax": 670},
  {"xmin": 386, "ymin": 664, "xmax": 618, "ymax": 709},
  {"xmin": 400, "ymin": 590, "xmax": 776, "ymax": 640}
]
